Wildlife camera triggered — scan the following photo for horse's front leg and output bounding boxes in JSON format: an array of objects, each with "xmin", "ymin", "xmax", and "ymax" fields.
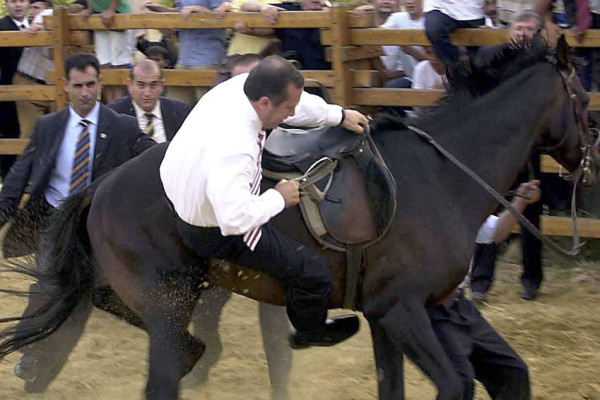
[
  {"xmin": 367, "ymin": 297, "xmax": 464, "ymax": 400},
  {"xmin": 143, "ymin": 269, "xmax": 206, "ymax": 400},
  {"xmin": 367, "ymin": 317, "xmax": 405, "ymax": 400}
]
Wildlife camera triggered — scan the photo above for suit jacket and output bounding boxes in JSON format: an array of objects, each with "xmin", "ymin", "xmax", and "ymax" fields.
[
  {"xmin": 0, "ymin": 104, "xmax": 156, "ymax": 220},
  {"xmin": 108, "ymin": 95, "xmax": 192, "ymax": 141}
]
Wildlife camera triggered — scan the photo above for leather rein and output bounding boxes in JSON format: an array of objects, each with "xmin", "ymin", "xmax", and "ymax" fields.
[{"xmin": 406, "ymin": 67, "xmax": 595, "ymax": 257}]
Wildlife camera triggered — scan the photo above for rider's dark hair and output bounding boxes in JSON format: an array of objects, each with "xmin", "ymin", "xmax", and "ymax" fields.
[
  {"xmin": 244, "ymin": 55, "xmax": 304, "ymax": 106},
  {"xmin": 64, "ymin": 53, "xmax": 101, "ymax": 81}
]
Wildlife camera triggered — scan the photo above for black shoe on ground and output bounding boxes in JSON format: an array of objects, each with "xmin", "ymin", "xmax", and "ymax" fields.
[
  {"xmin": 521, "ymin": 286, "xmax": 539, "ymax": 300},
  {"xmin": 289, "ymin": 314, "xmax": 360, "ymax": 350},
  {"xmin": 14, "ymin": 354, "xmax": 37, "ymax": 382}
]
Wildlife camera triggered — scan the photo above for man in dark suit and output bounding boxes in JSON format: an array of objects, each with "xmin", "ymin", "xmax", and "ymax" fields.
[
  {"xmin": 108, "ymin": 59, "xmax": 192, "ymax": 142},
  {"xmin": 5, "ymin": 52, "xmax": 155, "ymax": 392},
  {"xmin": 0, "ymin": 0, "xmax": 30, "ymax": 178}
]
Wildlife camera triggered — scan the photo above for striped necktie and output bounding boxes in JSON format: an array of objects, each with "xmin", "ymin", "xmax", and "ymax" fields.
[
  {"xmin": 145, "ymin": 113, "xmax": 154, "ymax": 138},
  {"xmin": 243, "ymin": 130, "xmax": 266, "ymax": 251},
  {"xmin": 69, "ymin": 119, "xmax": 91, "ymax": 194}
]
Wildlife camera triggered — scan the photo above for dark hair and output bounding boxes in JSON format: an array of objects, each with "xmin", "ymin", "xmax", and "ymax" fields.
[
  {"xmin": 146, "ymin": 45, "xmax": 169, "ymax": 60},
  {"xmin": 64, "ymin": 52, "xmax": 100, "ymax": 80},
  {"xmin": 214, "ymin": 53, "xmax": 263, "ymax": 85},
  {"xmin": 243, "ymin": 55, "xmax": 304, "ymax": 106}
]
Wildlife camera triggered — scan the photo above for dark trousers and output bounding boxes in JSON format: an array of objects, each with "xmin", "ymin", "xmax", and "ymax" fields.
[
  {"xmin": 469, "ymin": 243, "xmax": 497, "ymax": 294},
  {"xmin": 425, "ymin": 10, "xmax": 484, "ymax": 64},
  {"xmin": 428, "ymin": 299, "xmax": 531, "ymax": 400},
  {"xmin": 175, "ymin": 219, "xmax": 332, "ymax": 332},
  {"xmin": 575, "ymin": 13, "xmax": 600, "ymax": 91}
]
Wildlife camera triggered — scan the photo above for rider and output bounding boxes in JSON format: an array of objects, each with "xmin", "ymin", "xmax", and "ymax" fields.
[{"xmin": 160, "ymin": 55, "xmax": 368, "ymax": 348}]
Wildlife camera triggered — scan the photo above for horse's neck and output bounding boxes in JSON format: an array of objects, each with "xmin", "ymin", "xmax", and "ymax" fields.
[{"xmin": 427, "ymin": 68, "xmax": 560, "ymax": 214}]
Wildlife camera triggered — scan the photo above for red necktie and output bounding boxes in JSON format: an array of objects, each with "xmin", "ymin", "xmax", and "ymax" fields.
[{"xmin": 577, "ymin": 0, "xmax": 593, "ymax": 31}]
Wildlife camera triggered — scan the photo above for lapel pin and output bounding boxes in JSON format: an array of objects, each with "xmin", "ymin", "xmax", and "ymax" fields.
[{"xmin": 100, "ymin": 133, "xmax": 108, "ymax": 139}]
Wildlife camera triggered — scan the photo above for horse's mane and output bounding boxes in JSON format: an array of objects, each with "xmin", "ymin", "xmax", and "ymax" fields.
[{"xmin": 372, "ymin": 34, "xmax": 558, "ymax": 132}]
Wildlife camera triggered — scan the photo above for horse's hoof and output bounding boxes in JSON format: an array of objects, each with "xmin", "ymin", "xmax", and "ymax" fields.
[
  {"xmin": 14, "ymin": 354, "xmax": 37, "ymax": 382},
  {"xmin": 289, "ymin": 314, "xmax": 360, "ymax": 349}
]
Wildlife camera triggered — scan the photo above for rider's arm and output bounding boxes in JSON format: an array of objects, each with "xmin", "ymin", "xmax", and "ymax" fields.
[
  {"xmin": 283, "ymin": 91, "xmax": 343, "ymax": 127},
  {"xmin": 206, "ymin": 150, "xmax": 285, "ymax": 236}
]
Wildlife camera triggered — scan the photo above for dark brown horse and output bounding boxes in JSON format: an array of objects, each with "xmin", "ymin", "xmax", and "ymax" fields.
[{"xmin": 1, "ymin": 37, "xmax": 599, "ymax": 400}]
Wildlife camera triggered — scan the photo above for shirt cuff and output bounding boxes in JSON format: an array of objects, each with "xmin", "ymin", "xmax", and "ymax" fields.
[
  {"xmin": 261, "ymin": 188, "xmax": 286, "ymax": 217},
  {"xmin": 324, "ymin": 104, "xmax": 344, "ymax": 126}
]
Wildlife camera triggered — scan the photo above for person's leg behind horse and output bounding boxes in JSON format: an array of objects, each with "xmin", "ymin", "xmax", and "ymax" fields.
[
  {"xmin": 369, "ymin": 296, "xmax": 464, "ymax": 400},
  {"xmin": 428, "ymin": 302, "xmax": 476, "ymax": 400},
  {"xmin": 258, "ymin": 302, "xmax": 292, "ymax": 400},
  {"xmin": 519, "ymin": 199, "xmax": 542, "ymax": 299},
  {"xmin": 184, "ymin": 286, "xmax": 232, "ymax": 387},
  {"xmin": 175, "ymin": 220, "xmax": 358, "ymax": 348},
  {"xmin": 469, "ymin": 243, "xmax": 498, "ymax": 301},
  {"xmin": 464, "ymin": 300, "xmax": 531, "ymax": 399}
]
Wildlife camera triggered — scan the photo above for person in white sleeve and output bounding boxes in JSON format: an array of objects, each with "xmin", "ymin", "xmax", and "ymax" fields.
[{"xmin": 160, "ymin": 55, "xmax": 368, "ymax": 349}]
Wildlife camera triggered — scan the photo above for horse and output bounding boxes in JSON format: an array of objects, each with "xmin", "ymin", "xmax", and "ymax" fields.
[{"xmin": 1, "ymin": 36, "xmax": 598, "ymax": 400}]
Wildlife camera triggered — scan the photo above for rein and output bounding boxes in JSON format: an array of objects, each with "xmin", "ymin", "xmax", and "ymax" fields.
[{"xmin": 405, "ymin": 124, "xmax": 585, "ymax": 256}]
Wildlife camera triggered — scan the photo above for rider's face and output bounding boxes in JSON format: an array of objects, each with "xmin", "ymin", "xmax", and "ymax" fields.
[{"xmin": 257, "ymin": 84, "xmax": 303, "ymax": 130}]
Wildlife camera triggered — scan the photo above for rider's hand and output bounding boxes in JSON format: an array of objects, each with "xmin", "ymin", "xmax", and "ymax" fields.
[
  {"xmin": 516, "ymin": 180, "xmax": 541, "ymax": 204},
  {"xmin": 342, "ymin": 109, "xmax": 368, "ymax": 134},
  {"xmin": 275, "ymin": 179, "xmax": 300, "ymax": 208}
]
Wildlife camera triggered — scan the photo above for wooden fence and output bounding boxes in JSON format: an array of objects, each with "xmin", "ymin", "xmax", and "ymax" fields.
[{"xmin": 2, "ymin": 5, "xmax": 600, "ymax": 238}]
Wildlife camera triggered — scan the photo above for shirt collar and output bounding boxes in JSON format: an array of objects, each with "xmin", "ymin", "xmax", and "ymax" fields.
[
  {"xmin": 12, "ymin": 18, "xmax": 29, "ymax": 29},
  {"xmin": 133, "ymin": 98, "xmax": 162, "ymax": 120},
  {"xmin": 236, "ymin": 74, "xmax": 263, "ymax": 134},
  {"xmin": 69, "ymin": 101, "xmax": 100, "ymax": 127}
]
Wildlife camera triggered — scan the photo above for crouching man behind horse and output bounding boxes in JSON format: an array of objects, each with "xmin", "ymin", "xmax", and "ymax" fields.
[{"xmin": 160, "ymin": 55, "xmax": 368, "ymax": 348}]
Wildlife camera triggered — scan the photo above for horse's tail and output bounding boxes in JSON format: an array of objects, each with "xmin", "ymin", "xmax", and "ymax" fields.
[{"xmin": 0, "ymin": 186, "xmax": 96, "ymax": 358}]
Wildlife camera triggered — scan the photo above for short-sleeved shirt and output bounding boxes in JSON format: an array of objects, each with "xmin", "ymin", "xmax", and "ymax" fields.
[
  {"xmin": 475, "ymin": 215, "xmax": 499, "ymax": 244},
  {"xmin": 424, "ymin": 0, "xmax": 485, "ymax": 21},
  {"xmin": 270, "ymin": 2, "xmax": 330, "ymax": 70},
  {"xmin": 175, "ymin": 0, "xmax": 227, "ymax": 66},
  {"xmin": 92, "ymin": 0, "xmax": 131, "ymax": 13},
  {"xmin": 380, "ymin": 12, "xmax": 425, "ymax": 78}
]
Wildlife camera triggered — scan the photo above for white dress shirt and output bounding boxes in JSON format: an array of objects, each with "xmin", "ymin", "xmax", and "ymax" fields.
[
  {"xmin": 424, "ymin": 0, "xmax": 485, "ymax": 21},
  {"xmin": 132, "ymin": 99, "xmax": 166, "ymax": 143},
  {"xmin": 160, "ymin": 73, "xmax": 342, "ymax": 247}
]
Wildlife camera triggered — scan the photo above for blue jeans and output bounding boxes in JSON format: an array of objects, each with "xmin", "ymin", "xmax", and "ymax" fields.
[{"xmin": 425, "ymin": 10, "xmax": 484, "ymax": 64}]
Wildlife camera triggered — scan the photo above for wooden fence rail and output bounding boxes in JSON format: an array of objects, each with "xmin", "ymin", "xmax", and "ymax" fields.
[{"xmin": 1, "ymin": 5, "xmax": 600, "ymax": 237}]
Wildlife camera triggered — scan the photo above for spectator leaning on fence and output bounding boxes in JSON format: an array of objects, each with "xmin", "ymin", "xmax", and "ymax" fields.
[
  {"xmin": 423, "ymin": 0, "xmax": 486, "ymax": 64},
  {"xmin": 135, "ymin": 30, "xmax": 178, "ymax": 69},
  {"xmin": 241, "ymin": 0, "xmax": 331, "ymax": 70},
  {"xmin": 13, "ymin": 0, "xmax": 53, "ymax": 139},
  {"xmin": 108, "ymin": 59, "xmax": 192, "ymax": 143},
  {"xmin": 79, "ymin": 0, "xmax": 135, "ymax": 104},
  {"xmin": 145, "ymin": 0, "xmax": 232, "ymax": 105},
  {"xmin": 227, "ymin": 0, "xmax": 281, "ymax": 56},
  {"xmin": 352, "ymin": 0, "xmax": 399, "ymax": 26},
  {"xmin": 380, "ymin": 0, "xmax": 426, "ymax": 89},
  {"xmin": 0, "ymin": 0, "xmax": 30, "ymax": 180}
]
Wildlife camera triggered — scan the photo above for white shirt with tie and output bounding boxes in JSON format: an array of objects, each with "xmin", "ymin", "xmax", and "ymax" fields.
[
  {"xmin": 12, "ymin": 18, "xmax": 29, "ymax": 30},
  {"xmin": 132, "ymin": 99, "xmax": 166, "ymax": 143},
  {"xmin": 160, "ymin": 73, "xmax": 343, "ymax": 249}
]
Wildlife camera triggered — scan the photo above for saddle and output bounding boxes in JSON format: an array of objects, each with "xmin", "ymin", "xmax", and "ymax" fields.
[{"xmin": 262, "ymin": 124, "xmax": 397, "ymax": 309}]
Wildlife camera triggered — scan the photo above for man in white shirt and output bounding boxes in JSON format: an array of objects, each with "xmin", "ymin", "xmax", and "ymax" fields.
[
  {"xmin": 424, "ymin": 0, "xmax": 486, "ymax": 63},
  {"xmin": 160, "ymin": 55, "xmax": 368, "ymax": 348},
  {"xmin": 381, "ymin": 0, "xmax": 427, "ymax": 89}
]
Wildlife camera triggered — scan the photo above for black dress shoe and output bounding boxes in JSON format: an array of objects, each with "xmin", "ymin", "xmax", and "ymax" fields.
[
  {"xmin": 14, "ymin": 354, "xmax": 37, "ymax": 382},
  {"xmin": 521, "ymin": 286, "xmax": 539, "ymax": 300},
  {"xmin": 289, "ymin": 314, "xmax": 360, "ymax": 349}
]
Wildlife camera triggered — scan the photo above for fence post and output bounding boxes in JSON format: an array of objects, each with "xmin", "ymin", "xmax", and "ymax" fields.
[
  {"xmin": 52, "ymin": 6, "xmax": 68, "ymax": 110},
  {"xmin": 330, "ymin": 4, "xmax": 352, "ymax": 106}
]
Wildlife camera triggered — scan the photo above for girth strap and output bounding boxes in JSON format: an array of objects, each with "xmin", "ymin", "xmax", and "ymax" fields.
[{"xmin": 344, "ymin": 244, "xmax": 363, "ymax": 310}]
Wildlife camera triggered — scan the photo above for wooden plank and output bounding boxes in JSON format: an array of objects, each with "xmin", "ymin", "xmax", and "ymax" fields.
[
  {"xmin": 541, "ymin": 216, "xmax": 600, "ymax": 238},
  {"xmin": 590, "ymin": 92, "xmax": 600, "ymax": 110},
  {"xmin": 69, "ymin": 31, "xmax": 93, "ymax": 46},
  {"xmin": 330, "ymin": 5, "xmax": 352, "ymax": 106},
  {"xmin": 324, "ymin": 45, "xmax": 383, "ymax": 62},
  {"xmin": 52, "ymin": 6, "xmax": 68, "ymax": 110},
  {"xmin": 0, "ymin": 85, "xmax": 57, "ymax": 101},
  {"xmin": 51, "ymin": 11, "xmax": 331, "ymax": 30},
  {"xmin": 353, "ymin": 88, "xmax": 444, "ymax": 106},
  {"xmin": 351, "ymin": 70, "xmax": 381, "ymax": 87},
  {"xmin": 348, "ymin": 11, "xmax": 375, "ymax": 28},
  {"xmin": 0, "ymin": 31, "xmax": 53, "ymax": 47},
  {"xmin": 541, "ymin": 155, "xmax": 566, "ymax": 174},
  {"xmin": 0, "ymin": 139, "xmax": 30, "ymax": 155}
]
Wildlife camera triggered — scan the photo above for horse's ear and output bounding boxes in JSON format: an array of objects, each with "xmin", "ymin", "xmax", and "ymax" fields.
[{"xmin": 556, "ymin": 34, "xmax": 572, "ymax": 71}]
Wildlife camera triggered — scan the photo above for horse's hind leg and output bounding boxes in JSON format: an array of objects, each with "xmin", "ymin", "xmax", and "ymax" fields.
[
  {"xmin": 367, "ymin": 318, "xmax": 405, "ymax": 400},
  {"xmin": 376, "ymin": 298, "xmax": 464, "ymax": 400},
  {"xmin": 259, "ymin": 302, "xmax": 291, "ymax": 400},
  {"xmin": 143, "ymin": 268, "xmax": 206, "ymax": 400}
]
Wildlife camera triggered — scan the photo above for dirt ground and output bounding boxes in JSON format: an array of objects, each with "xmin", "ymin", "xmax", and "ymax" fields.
[{"xmin": 0, "ymin": 241, "xmax": 599, "ymax": 400}]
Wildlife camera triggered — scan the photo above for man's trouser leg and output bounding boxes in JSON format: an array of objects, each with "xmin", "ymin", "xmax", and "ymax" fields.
[
  {"xmin": 12, "ymin": 73, "xmax": 51, "ymax": 138},
  {"xmin": 469, "ymin": 243, "xmax": 497, "ymax": 295},
  {"xmin": 520, "ymin": 201, "xmax": 543, "ymax": 291},
  {"xmin": 175, "ymin": 221, "xmax": 331, "ymax": 333}
]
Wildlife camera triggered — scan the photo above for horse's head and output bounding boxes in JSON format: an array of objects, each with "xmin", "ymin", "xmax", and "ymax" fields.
[{"xmin": 540, "ymin": 35, "xmax": 600, "ymax": 187}]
